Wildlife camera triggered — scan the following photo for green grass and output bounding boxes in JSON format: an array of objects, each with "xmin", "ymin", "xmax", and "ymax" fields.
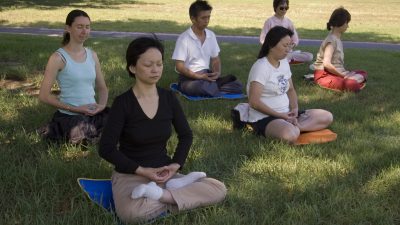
[
  {"xmin": 1, "ymin": 0, "xmax": 400, "ymax": 43},
  {"xmin": 1, "ymin": 32, "xmax": 400, "ymax": 225}
]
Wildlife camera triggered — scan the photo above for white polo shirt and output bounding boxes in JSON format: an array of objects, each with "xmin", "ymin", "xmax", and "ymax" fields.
[
  {"xmin": 172, "ymin": 27, "xmax": 220, "ymax": 73},
  {"xmin": 246, "ymin": 57, "xmax": 292, "ymax": 122}
]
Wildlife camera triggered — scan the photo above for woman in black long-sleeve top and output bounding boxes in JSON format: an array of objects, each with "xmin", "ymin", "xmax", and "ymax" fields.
[{"xmin": 99, "ymin": 37, "xmax": 226, "ymax": 223}]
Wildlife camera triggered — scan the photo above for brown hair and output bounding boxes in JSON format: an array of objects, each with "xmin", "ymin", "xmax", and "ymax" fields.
[
  {"xmin": 62, "ymin": 9, "xmax": 90, "ymax": 46},
  {"xmin": 327, "ymin": 7, "xmax": 351, "ymax": 31}
]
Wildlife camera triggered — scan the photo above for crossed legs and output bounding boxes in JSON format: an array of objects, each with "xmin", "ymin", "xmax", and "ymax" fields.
[
  {"xmin": 112, "ymin": 171, "xmax": 226, "ymax": 223},
  {"xmin": 131, "ymin": 172, "xmax": 207, "ymax": 204},
  {"xmin": 264, "ymin": 109, "xmax": 333, "ymax": 143}
]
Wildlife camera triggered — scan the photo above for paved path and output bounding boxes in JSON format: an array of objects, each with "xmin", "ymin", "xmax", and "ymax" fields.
[{"xmin": 1, "ymin": 26, "xmax": 399, "ymax": 51}]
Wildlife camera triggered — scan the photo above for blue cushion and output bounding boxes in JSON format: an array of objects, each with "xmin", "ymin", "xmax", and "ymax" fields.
[
  {"xmin": 77, "ymin": 178, "xmax": 115, "ymax": 212},
  {"xmin": 170, "ymin": 83, "xmax": 246, "ymax": 101}
]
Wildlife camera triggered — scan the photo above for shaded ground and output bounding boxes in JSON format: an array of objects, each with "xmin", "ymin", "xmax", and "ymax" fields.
[
  {"xmin": 1, "ymin": 26, "xmax": 399, "ymax": 96},
  {"xmin": 1, "ymin": 26, "xmax": 400, "ymax": 51},
  {"xmin": 0, "ymin": 61, "xmax": 39, "ymax": 96},
  {"xmin": 0, "ymin": 61, "xmax": 60, "ymax": 96}
]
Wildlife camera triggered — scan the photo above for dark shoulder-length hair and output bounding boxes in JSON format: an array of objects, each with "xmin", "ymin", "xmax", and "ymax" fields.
[
  {"xmin": 62, "ymin": 9, "xmax": 90, "ymax": 46},
  {"xmin": 125, "ymin": 37, "xmax": 164, "ymax": 78},
  {"xmin": 327, "ymin": 7, "xmax": 351, "ymax": 30},
  {"xmin": 257, "ymin": 26, "xmax": 293, "ymax": 59}
]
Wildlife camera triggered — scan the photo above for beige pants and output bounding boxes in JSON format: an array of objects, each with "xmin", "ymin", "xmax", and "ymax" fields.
[{"xmin": 111, "ymin": 171, "xmax": 227, "ymax": 223}]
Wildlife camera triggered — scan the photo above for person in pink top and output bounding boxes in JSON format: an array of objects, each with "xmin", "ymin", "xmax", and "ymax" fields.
[{"xmin": 259, "ymin": 0, "xmax": 313, "ymax": 64}]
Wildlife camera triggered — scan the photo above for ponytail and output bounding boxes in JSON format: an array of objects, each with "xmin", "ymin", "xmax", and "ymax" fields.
[
  {"xmin": 326, "ymin": 22, "xmax": 331, "ymax": 31},
  {"xmin": 62, "ymin": 32, "xmax": 70, "ymax": 46}
]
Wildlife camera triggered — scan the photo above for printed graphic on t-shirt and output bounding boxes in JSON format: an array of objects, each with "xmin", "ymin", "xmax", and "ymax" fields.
[{"xmin": 277, "ymin": 74, "xmax": 289, "ymax": 94}]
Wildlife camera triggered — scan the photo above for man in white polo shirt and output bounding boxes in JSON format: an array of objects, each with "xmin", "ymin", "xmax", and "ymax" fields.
[{"xmin": 172, "ymin": 0, "xmax": 242, "ymax": 97}]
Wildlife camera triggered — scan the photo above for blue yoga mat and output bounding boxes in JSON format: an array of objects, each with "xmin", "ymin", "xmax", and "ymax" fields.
[
  {"xmin": 170, "ymin": 83, "xmax": 246, "ymax": 101},
  {"xmin": 77, "ymin": 178, "xmax": 115, "ymax": 212},
  {"xmin": 77, "ymin": 178, "xmax": 170, "ymax": 224}
]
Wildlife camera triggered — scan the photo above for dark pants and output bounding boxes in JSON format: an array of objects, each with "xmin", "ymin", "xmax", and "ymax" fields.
[
  {"xmin": 178, "ymin": 71, "xmax": 243, "ymax": 97},
  {"xmin": 178, "ymin": 79, "xmax": 221, "ymax": 97},
  {"xmin": 39, "ymin": 108, "xmax": 109, "ymax": 144}
]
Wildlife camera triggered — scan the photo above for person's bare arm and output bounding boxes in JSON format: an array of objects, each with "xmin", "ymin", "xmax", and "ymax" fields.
[
  {"xmin": 209, "ymin": 56, "xmax": 221, "ymax": 80},
  {"xmin": 38, "ymin": 52, "xmax": 88, "ymax": 113},
  {"xmin": 91, "ymin": 51, "xmax": 108, "ymax": 114},
  {"xmin": 322, "ymin": 43, "xmax": 346, "ymax": 77}
]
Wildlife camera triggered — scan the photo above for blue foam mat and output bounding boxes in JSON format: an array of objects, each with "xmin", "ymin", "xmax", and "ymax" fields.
[
  {"xmin": 170, "ymin": 83, "xmax": 246, "ymax": 101},
  {"xmin": 77, "ymin": 178, "xmax": 115, "ymax": 212},
  {"xmin": 77, "ymin": 178, "xmax": 170, "ymax": 224}
]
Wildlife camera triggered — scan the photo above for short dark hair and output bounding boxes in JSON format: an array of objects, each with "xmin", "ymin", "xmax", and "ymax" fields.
[
  {"xmin": 273, "ymin": 0, "xmax": 289, "ymax": 12},
  {"xmin": 125, "ymin": 37, "xmax": 164, "ymax": 78},
  {"xmin": 257, "ymin": 26, "xmax": 293, "ymax": 59},
  {"xmin": 62, "ymin": 9, "xmax": 90, "ymax": 46},
  {"xmin": 327, "ymin": 7, "xmax": 351, "ymax": 31},
  {"xmin": 189, "ymin": 0, "xmax": 212, "ymax": 18}
]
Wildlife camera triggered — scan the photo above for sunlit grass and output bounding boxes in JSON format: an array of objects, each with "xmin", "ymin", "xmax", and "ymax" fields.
[
  {"xmin": 363, "ymin": 166, "xmax": 400, "ymax": 196},
  {"xmin": 1, "ymin": 0, "xmax": 400, "ymax": 43}
]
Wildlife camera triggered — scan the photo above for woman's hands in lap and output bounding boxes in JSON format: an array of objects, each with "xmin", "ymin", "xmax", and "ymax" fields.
[
  {"xmin": 76, "ymin": 103, "xmax": 105, "ymax": 116},
  {"xmin": 136, "ymin": 163, "xmax": 181, "ymax": 184}
]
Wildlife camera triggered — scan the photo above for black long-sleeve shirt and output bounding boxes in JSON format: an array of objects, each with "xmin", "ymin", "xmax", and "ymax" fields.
[{"xmin": 99, "ymin": 87, "xmax": 193, "ymax": 174}]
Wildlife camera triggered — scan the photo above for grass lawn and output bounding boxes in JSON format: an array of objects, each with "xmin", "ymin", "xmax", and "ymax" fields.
[
  {"xmin": 1, "ymin": 32, "xmax": 400, "ymax": 225},
  {"xmin": 1, "ymin": 0, "xmax": 400, "ymax": 43}
]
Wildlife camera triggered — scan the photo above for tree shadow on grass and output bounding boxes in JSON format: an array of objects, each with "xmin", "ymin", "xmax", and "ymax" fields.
[
  {"xmin": 297, "ymin": 28, "xmax": 400, "ymax": 43},
  {"xmin": 0, "ymin": 0, "xmax": 160, "ymax": 10},
  {"xmin": 1, "ymin": 17, "xmax": 398, "ymax": 43},
  {"xmin": 1, "ymin": 33, "xmax": 400, "ymax": 223},
  {"xmin": 172, "ymin": 101, "xmax": 397, "ymax": 223},
  {"xmin": 174, "ymin": 41, "xmax": 400, "ymax": 222},
  {"xmin": 0, "ymin": 90, "xmax": 116, "ymax": 222},
  {"xmin": 225, "ymin": 146, "xmax": 400, "ymax": 224}
]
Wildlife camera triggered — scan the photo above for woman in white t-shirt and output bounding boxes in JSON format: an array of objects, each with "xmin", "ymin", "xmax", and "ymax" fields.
[{"xmin": 247, "ymin": 26, "xmax": 333, "ymax": 143}]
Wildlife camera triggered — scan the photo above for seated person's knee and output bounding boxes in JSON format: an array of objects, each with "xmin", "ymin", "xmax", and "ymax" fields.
[
  {"xmin": 343, "ymin": 79, "xmax": 362, "ymax": 91},
  {"xmin": 353, "ymin": 74, "xmax": 365, "ymax": 83},
  {"xmin": 116, "ymin": 200, "xmax": 162, "ymax": 224},
  {"xmin": 278, "ymin": 127, "xmax": 300, "ymax": 143},
  {"xmin": 205, "ymin": 178, "xmax": 227, "ymax": 200},
  {"xmin": 324, "ymin": 111, "xmax": 334, "ymax": 125}
]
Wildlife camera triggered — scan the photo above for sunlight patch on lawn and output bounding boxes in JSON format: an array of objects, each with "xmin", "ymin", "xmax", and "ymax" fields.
[
  {"xmin": 390, "ymin": 111, "xmax": 400, "ymax": 123},
  {"xmin": 369, "ymin": 112, "xmax": 400, "ymax": 136},
  {"xmin": 239, "ymin": 153, "xmax": 352, "ymax": 192},
  {"xmin": 62, "ymin": 149, "xmax": 91, "ymax": 161},
  {"xmin": 192, "ymin": 114, "xmax": 231, "ymax": 134},
  {"xmin": 362, "ymin": 166, "xmax": 400, "ymax": 197}
]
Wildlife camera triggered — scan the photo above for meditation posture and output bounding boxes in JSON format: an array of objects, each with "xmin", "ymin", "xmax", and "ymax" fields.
[
  {"xmin": 38, "ymin": 9, "xmax": 108, "ymax": 144},
  {"xmin": 98, "ymin": 37, "xmax": 226, "ymax": 223},
  {"xmin": 313, "ymin": 7, "xmax": 367, "ymax": 92},
  {"xmin": 247, "ymin": 26, "xmax": 333, "ymax": 144},
  {"xmin": 172, "ymin": 0, "xmax": 242, "ymax": 97},
  {"xmin": 259, "ymin": 0, "xmax": 313, "ymax": 64}
]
